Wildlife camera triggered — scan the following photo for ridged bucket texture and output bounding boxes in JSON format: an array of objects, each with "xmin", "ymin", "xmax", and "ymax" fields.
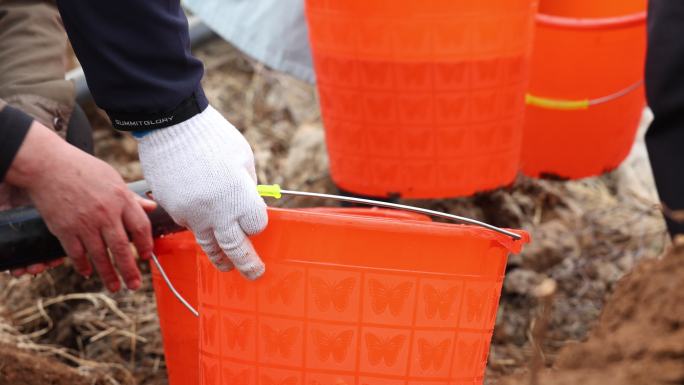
[
  {"xmin": 522, "ymin": 2, "xmax": 647, "ymax": 179},
  {"xmin": 197, "ymin": 207, "xmax": 528, "ymax": 385},
  {"xmin": 306, "ymin": 0, "xmax": 538, "ymax": 198}
]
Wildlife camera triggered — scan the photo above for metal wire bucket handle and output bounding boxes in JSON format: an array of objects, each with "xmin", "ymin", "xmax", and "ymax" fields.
[
  {"xmin": 526, "ymin": 80, "xmax": 643, "ymax": 111},
  {"xmin": 153, "ymin": 184, "xmax": 522, "ymax": 317}
]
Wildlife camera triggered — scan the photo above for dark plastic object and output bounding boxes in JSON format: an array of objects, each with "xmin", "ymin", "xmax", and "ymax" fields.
[{"xmin": 0, "ymin": 180, "xmax": 182, "ymax": 271}]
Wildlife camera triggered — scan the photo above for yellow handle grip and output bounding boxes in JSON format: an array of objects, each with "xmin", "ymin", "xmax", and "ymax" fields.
[
  {"xmin": 525, "ymin": 93, "xmax": 589, "ymax": 110},
  {"xmin": 257, "ymin": 184, "xmax": 282, "ymax": 199}
]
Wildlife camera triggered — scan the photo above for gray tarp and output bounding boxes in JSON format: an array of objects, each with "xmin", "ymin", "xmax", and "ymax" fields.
[{"xmin": 184, "ymin": 0, "xmax": 315, "ymax": 83}]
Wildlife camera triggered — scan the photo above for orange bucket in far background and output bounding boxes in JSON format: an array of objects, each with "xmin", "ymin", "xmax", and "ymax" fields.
[
  {"xmin": 151, "ymin": 231, "xmax": 199, "ymax": 385},
  {"xmin": 306, "ymin": 0, "xmax": 538, "ymax": 198},
  {"xmin": 522, "ymin": 1, "xmax": 647, "ymax": 179},
  {"xmin": 197, "ymin": 207, "xmax": 529, "ymax": 385}
]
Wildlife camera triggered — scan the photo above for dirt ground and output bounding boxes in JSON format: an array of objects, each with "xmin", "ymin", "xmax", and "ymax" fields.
[
  {"xmin": 0, "ymin": 37, "xmax": 676, "ymax": 384},
  {"xmin": 502, "ymin": 243, "xmax": 684, "ymax": 385},
  {"xmin": 0, "ymin": 343, "xmax": 116, "ymax": 385}
]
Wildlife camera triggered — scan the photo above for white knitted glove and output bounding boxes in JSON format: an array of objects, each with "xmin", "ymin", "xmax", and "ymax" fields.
[{"xmin": 136, "ymin": 106, "xmax": 268, "ymax": 280}]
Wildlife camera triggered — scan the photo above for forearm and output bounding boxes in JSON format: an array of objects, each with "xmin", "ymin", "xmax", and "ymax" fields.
[
  {"xmin": 55, "ymin": 0, "xmax": 208, "ymax": 131},
  {"xmin": 56, "ymin": 1, "xmax": 268, "ymax": 279},
  {"xmin": 3, "ymin": 120, "xmax": 67, "ymax": 189},
  {"xmin": 0, "ymin": 100, "xmax": 34, "ymax": 182}
]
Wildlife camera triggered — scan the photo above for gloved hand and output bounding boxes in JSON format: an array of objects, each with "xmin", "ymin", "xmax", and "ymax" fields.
[{"xmin": 136, "ymin": 106, "xmax": 268, "ymax": 280}]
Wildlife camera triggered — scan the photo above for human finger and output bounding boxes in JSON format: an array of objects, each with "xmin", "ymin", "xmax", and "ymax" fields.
[{"xmin": 102, "ymin": 221, "xmax": 141, "ymax": 290}]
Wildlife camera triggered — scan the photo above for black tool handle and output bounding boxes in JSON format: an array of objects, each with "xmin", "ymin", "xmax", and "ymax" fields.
[{"xmin": 0, "ymin": 180, "xmax": 184, "ymax": 271}]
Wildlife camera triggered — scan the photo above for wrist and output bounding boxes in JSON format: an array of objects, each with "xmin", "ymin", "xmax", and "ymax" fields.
[
  {"xmin": 135, "ymin": 105, "xmax": 227, "ymax": 150},
  {"xmin": 5, "ymin": 121, "xmax": 66, "ymax": 189},
  {"xmin": 109, "ymin": 89, "xmax": 208, "ymax": 131}
]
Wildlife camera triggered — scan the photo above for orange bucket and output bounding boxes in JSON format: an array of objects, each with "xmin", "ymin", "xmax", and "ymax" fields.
[
  {"xmin": 151, "ymin": 208, "xmax": 432, "ymax": 385},
  {"xmin": 306, "ymin": 0, "xmax": 538, "ymax": 198},
  {"xmin": 197, "ymin": 207, "xmax": 529, "ymax": 385},
  {"xmin": 539, "ymin": 0, "xmax": 646, "ymax": 18},
  {"xmin": 151, "ymin": 231, "xmax": 200, "ymax": 385},
  {"xmin": 521, "ymin": 7, "xmax": 647, "ymax": 179}
]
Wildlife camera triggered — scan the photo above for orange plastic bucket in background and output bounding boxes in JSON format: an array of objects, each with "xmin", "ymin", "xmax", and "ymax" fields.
[
  {"xmin": 306, "ymin": 0, "xmax": 538, "ymax": 198},
  {"xmin": 151, "ymin": 231, "xmax": 199, "ymax": 385},
  {"xmin": 522, "ymin": 9, "xmax": 647, "ymax": 179},
  {"xmin": 197, "ymin": 207, "xmax": 529, "ymax": 385}
]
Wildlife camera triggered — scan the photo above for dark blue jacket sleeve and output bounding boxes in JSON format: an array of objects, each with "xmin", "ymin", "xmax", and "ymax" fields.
[
  {"xmin": 0, "ymin": 104, "xmax": 33, "ymax": 181},
  {"xmin": 55, "ymin": 0, "xmax": 208, "ymax": 130}
]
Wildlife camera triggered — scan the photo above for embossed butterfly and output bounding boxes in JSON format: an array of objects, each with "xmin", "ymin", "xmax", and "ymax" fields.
[
  {"xmin": 417, "ymin": 338, "xmax": 451, "ymax": 371},
  {"xmin": 201, "ymin": 313, "xmax": 218, "ymax": 346},
  {"xmin": 465, "ymin": 288, "xmax": 490, "ymax": 323},
  {"xmin": 200, "ymin": 263, "xmax": 216, "ymax": 294},
  {"xmin": 262, "ymin": 375, "xmax": 298, "ymax": 385},
  {"xmin": 312, "ymin": 329, "xmax": 354, "ymax": 363},
  {"xmin": 309, "ymin": 378, "xmax": 350, "ymax": 385},
  {"xmin": 224, "ymin": 273, "xmax": 247, "ymax": 299},
  {"xmin": 456, "ymin": 339, "xmax": 481, "ymax": 370},
  {"xmin": 262, "ymin": 325, "xmax": 299, "ymax": 358},
  {"xmin": 310, "ymin": 277, "xmax": 356, "ymax": 312},
  {"xmin": 487, "ymin": 290, "xmax": 501, "ymax": 324},
  {"xmin": 365, "ymin": 334, "xmax": 406, "ymax": 367},
  {"xmin": 368, "ymin": 279, "xmax": 413, "ymax": 316},
  {"xmin": 224, "ymin": 318, "xmax": 250, "ymax": 350},
  {"xmin": 201, "ymin": 360, "xmax": 219, "ymax": 383},
  {"xmin": 423, "ymin": 284, "xmax": 459, "ymax": 320},
  {"xmin": 267, "ymin": 271, "xmax": 304, "ymax": 305},
  {"xmin": 223, "ymin": 369, "xmax": 250, "ymax": 385}
]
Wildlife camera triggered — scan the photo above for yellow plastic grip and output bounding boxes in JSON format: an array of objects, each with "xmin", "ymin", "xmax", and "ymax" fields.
[
  {"xmin": 257, "ymin": 184, "xmax": 282, "ymax": 199},
  {"xmin": 525, "ymin": 93, "xmax": 590, "ymax": 110}
]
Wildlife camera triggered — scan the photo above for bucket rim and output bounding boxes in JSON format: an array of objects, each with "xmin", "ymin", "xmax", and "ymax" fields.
[
  {"xmin": 536, "ymin": 11, "xmax": 646, "ymax": 30},
  {"xmin": 265, "ymin": 206, "xmax": 530, "ymax": 254},
  {"xmin": 301, "ymin": 206, "xmax": 432, "ymax": 222}
]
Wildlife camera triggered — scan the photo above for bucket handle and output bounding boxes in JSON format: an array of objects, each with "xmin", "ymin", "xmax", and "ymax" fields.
[
  {"xmin": 526, "ymin": 80, "xmax": 643, "ymax": 110},
  {"xmin": 154, "ymin": 185, "xmax": 523, "ymax": 317},
  {"xmin": 257, "ymin": 185, "xmax": 522, "ymax": 240},
  {"xmin": 151, "ymin": 252, "xmax": 199, "ymax": 317}
]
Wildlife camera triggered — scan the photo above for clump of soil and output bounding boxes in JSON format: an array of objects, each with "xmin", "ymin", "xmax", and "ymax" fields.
[
  {"xmin": 0, "ymin": 344, "xmax": 95, "ymax": 385},
  {"xmin": 503, "ymin": 245, "xmax": 684, "ymax": 385}
]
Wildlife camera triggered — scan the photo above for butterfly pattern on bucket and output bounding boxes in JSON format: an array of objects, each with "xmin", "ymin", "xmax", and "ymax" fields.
[{"xmin": 198, "ymin": 260, "xmax": 503, "ymax": 385}]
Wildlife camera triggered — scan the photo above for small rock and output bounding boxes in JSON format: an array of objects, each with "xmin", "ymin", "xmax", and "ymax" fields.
[
  {"xmin": 504, "ymin": 269, "xmax": 548, "ymax": 296},
  {"xmin": 595, "ymin": 262, "xmax": 622, "ymax": 285},
  {"xmin": 532, "ymin": 278, "xmax": 557, "ymax": 298},
  {"xmin": 616, "ymin": 254, "xmax": 635, "ymax": 272}
]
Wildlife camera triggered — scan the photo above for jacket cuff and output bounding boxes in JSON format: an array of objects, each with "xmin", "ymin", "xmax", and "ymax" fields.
[
  {"xmin": 0, "ymin": 105, "xmax": 33, "ymax": 182},
  {"xmin": 107, "ymin": 87, "xmax": 209, "ymax": 131}
]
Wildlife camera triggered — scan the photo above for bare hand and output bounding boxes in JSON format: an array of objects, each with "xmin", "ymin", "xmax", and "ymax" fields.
[
  {"xmin": 10, "ymin": 258, "xmax": 65, "ymax": 277},
  {"xmin": 5, "ymin": 121, "xmax": 156, "ymax": 291}
]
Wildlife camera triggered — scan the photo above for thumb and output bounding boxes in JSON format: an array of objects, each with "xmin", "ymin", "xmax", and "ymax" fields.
[{"xmin": 133, "ymin": 194, "xmax": 158, "ymax": 213}]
